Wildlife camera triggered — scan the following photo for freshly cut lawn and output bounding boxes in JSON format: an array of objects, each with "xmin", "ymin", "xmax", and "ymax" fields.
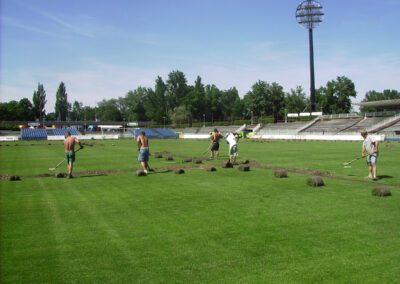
[{"xmin": 1, "ymin": 139, "xmax": 399, "ymax": 283}]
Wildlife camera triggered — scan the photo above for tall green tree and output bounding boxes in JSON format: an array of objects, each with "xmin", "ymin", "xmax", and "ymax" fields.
[
  {"xmin": 316, "ymin": 76, "xmax": 357, "ymax": 114},
  {"xmin": 145, "ymin": 76, "xmax": 167, "ymax": 124},
  {"xmin": 123, "ymin": 87, "xmax": 150, "ymax": 122},
  {"xmin": 17, "ymin": 98, "xmax": 35, "ymax": 121},
  {"xmin": 70, "ymin": 101, "xmax": 84, "ymax": 121},
  {"xmin": 220, "ymin": 87, "xmax": 241, "ymax": 122},
  {"xmin": 96, "ymin": 99, "xmax": 122, "ymax": 121},
  {"xmin": 83, "ymin": 106, "xmax": 97, "ymax": 121},
  {"xmin": 55, "ymin": 82, "xmax": 69, "ymax": 121},
  {"xmin": 268, "ymin": 82, "xmax": 285, "ymax": 122},
  {"xmin": 285, "ymin": 86, "xmax": 309, "ymax": 113},
  {"xmin": 186, "ymin": 76, "xmax": 206, "ymax": 123},
  {"xmin": 166, "ymin": 70, "xmax": 188, "ymax": 112},
  {"xmin": 32, "ymin": 83, "xmax": 47, "ymax": 121},
  {"xmin": 205, "ymin": 84, "xmax": 223, "ymax": 122}
]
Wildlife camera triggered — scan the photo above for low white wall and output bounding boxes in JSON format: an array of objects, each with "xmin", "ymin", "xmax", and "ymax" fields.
[
  {"xmin": 255, "ymin": 134, "xmax": 385, "ymax": 141},
  {"xmin": 0, "ymin": 136, "xmax": 19, "ymax": 141},
  {"xmin": 181, "ymin": 134, "xmax": 210, "ymax": 139},
  {"xmin": 47, "ymin": 134, "xmax": 119, "ymax": 141}
]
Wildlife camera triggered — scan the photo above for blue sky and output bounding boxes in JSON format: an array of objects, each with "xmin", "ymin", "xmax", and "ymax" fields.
[{"xmin": 1, "ymin": 0, "xmax": 399, "ymax": 112}]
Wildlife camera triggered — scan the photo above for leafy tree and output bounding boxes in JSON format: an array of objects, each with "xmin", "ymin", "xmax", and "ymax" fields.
[
  {"xmin": 32, "ymin": 83, "xmax": 47, "ymax": 121},
  {"xmin": 145, "ymin": 76, "xmax": 167, "ymax": 124},
  {"xmin": 169, "ymin": 105, "xmax": 189, "ymax": 126},
  {"xmin": 186, "ymin": 76, "xmax": 206, "ymax": 124},
  {"xmin": 285, "ymin": 86, "xmax": 309, "ymax": 113},
  {"xmin": 70, "ymin": 101, "xmax": 84, "ymax": 121},
  {"xmin": 0, "ymin": 103, "xmax": 9, "ymax": 121},
  {"xmin": 360, "ymin": 89, "xmax": 400, "ymax": 112},
  {"xmin": 96, "ymin": 99, "xmax": 122, "ymax": 121},
  {"xmin": 220, "ymin": 87, "xmax": 241, "ymax": 122},
  {"xmin": 45, "ymin": 112, "xmax": 57, "ymax": 121},
  {"xmin": 0, "ymin": 101, "xmax": 19, "ymax": 120},
  {"xmin": 82, "ymin": 106, "xmax": 97, "ymax": 121},
  {"xmin": 268, "ymin": 82, "xmax": 285, "ymax": 122},
  {"xmin": 205, "ymin": 84, "xmax": 223, "ymax": 122},
  {"xmin": 123, "ymin": 87, "xmax": 149, "ymax": 122},
  {"xmin": 17, "ymin": 98, "xmax": 35, "ymax": 121},
  {"xmin": 166, "ymin": 70, "xmax": 188, "ymax": 112},
  {"xmin": 55, "ymin": 82, "xmax": 69, "ymax": 121},
  {"xmin": 243, "ymin": 81, "xmax": 269, "ymax": 118},
  {"xmin": 316, "ymin": 76, "xmax": 356, "ymax": 114}
]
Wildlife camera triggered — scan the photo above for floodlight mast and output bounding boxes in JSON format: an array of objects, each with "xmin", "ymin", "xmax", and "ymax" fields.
[{"xmin": 296, "ymin": 0, "xmax": 324, "ymax": 112}]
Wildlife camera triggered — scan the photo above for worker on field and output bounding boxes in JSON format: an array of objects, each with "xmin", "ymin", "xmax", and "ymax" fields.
[
  {"xmin": 226, "ymin": 132, "xmax": 240, "ymax": 164},
  {"xmin": 361, "ymin": 130, "xmax": 379, "ymax": 180},
  {"xmin": 209, "ymin": 128, "xmax": 223, "ymax": 159},
  {"xmin": 64, "ymin": 131, "xmax": 83, "ymax": 178}
]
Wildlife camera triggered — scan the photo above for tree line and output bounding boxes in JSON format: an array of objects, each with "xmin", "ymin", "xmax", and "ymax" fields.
[{"xmin": 1, "ymin": 70, "xmax": 399, "ymax": 124}]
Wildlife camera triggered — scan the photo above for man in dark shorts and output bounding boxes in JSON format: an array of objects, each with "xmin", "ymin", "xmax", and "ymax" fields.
[
  {"xmin": 137, "ymin": 131, "xmax": 151, "ymax": 173},
  {"xmin": 209, "ymin": 128, "xmax": 223, "ymax": 159},
  {"xmin": 64, "ymin": 131, "xmax": 83, "ymax": 178}
]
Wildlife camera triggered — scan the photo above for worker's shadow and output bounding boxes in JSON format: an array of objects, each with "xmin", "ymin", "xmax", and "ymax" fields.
[
  {"xmin": 376, "ymin": 175, "xmax": 393, "ymax": 180},
  {"xmin": 78, "ymin": 174, "xmax": 108, "ymax": 178}
]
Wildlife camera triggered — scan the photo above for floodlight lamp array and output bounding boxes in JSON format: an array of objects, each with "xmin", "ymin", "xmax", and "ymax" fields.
[{"xmin": 296, "ymin": 0, "xmax": 324, "ymax": 29}]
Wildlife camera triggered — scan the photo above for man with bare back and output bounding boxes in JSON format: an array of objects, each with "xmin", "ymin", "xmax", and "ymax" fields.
[
  {"xmin": 64, "ymin": 131, "xmax": 83, "ymax": 178},
  {"xmin": 137, "ymin": 131, "xmax": 150, "ymax": 173}
]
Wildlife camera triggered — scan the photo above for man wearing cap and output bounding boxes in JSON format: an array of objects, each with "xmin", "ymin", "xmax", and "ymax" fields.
[{"xmin": 361, "ymin": 130, "xmax": 379, "ymax": 180}]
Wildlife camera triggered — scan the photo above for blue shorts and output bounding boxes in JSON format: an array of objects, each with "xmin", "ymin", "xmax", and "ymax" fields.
[
  {"xmin": 367, "ymin": 154, "xmax": 378, "ymax": 165},
  {"xmin": 138, "ymin": 148, "xmax": 149, "ymax": 162}
]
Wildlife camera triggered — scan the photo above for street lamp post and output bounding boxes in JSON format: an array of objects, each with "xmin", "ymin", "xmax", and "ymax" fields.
[
  {"xmin": 203, "ymin": 114, "xmax": 205, "ymax": 127},
  {"xmin": 296, "ymin": 0, "xmax": 324, "ymax": 112}
]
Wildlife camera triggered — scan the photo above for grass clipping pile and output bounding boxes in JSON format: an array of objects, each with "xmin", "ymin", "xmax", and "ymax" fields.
[
  {"xmin": 274, "ymin": 169, "xmax": 288, "ymax": 178},
  {"xmin": 372, "ymin": 185, "xmax": 392, "ymax": 197},
  {"xmin": 307, "ymin": 176, "xmax": 325, "ymax": 187}
]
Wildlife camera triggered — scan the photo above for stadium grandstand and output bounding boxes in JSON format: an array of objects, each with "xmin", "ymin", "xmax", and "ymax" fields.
[{"xmin": 1, "ymin": 99, "xmax": 399, "ymax": 141}]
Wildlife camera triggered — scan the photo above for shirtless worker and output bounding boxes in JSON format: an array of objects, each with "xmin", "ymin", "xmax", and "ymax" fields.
[
  {"xmin": 64, "ymin": 131, "xmax": 83, "ymax": 178},
  {"xmin": 137, "ymin": 131, "xmax": 151, "ymax": 173},
  {"xmin": 209, "ymin": 128, "xmax": 223, "ymax": 159}
]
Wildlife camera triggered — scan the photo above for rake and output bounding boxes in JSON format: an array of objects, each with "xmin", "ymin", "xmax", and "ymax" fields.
[
  {"xmin": 343, "ymin": 156, "xmax": 363, "ymax": 168},
  {"xmin": 49, "ymin": 148, "xmax": 82, "ymax": 171}
]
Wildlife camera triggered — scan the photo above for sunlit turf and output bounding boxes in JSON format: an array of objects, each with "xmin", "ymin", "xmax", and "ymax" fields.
[{"xmin": 1, "ymin": 139, "xmax": 400, "ymax": 283}]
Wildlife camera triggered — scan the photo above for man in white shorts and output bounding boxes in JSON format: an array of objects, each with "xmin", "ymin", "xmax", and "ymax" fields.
[{"xmin": 226, "ymin": 132, "xmax": 240, "ymax": 164}]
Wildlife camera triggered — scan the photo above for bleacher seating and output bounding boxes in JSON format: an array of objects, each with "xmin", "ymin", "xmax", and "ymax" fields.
[
  {"xmin": 259, "ymin": 121, "xmax": 310, "ymax": 135},
  {"xmin": 301, "ymin": 118, "xmax": 362, "ymax": 134},
  {"xmin": 21, "ymin": 128, "xmax": 48, "ymax": 140},
  {"xmin": 130, "ymin": 128, "xmax": 177, "ymax": 139},
  {"xmin": 343, "ymin": 117, "xmax": 387, "ymax": 133},
  {"xmin": 51, "ymin": 128, "xmax": 81, "ymax": 136},
  {"xmin": 153, "ymin": 128, "xmax": 178, "ymax": 138},
  {"xmin": 20, "ymin": 128, "xmax": 81, "ymax": 140}
]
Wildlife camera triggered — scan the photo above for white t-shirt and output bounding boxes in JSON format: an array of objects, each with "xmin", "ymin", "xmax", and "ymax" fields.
[
  {"xmin": 226, "ymin": 133, "xmax": 237, "ymax": 147},
  {"xmin": 363, "ymin": 135, "xmax": 376, "ymax": 155}
]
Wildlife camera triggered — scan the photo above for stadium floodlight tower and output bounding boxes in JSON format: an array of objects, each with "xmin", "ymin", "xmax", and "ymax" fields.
[{"xmin": 296, "ymin": 0, "xmax": 324, "ymax": 112}]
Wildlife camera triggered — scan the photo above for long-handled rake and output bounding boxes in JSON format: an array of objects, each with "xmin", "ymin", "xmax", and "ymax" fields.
[
  {"xmin": 201, "ymin": 143, "xmax": 212, "ymax": 156},
  {"xmin": 49, "ymin": 148, "xmax": 82, "ymax": 171},
  {"xmin": 343, "ymin": 156, "xmax": 363, "ymax": 168}
]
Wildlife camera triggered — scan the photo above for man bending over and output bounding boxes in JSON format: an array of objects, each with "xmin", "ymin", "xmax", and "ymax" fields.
[{"xmin": 64, "ymin": 131, "xmax": 83, "ymax": 178}]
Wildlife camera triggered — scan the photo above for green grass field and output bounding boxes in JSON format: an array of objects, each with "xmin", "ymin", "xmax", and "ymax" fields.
[{"xmin": 1, "ymin": 139, "xmax": 400, "ymax": 283}]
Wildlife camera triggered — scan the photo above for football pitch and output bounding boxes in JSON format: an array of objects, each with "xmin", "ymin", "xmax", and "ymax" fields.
[{"xmin": 1, "ymin": 139, "xmax": 400, "ymax": 283}]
